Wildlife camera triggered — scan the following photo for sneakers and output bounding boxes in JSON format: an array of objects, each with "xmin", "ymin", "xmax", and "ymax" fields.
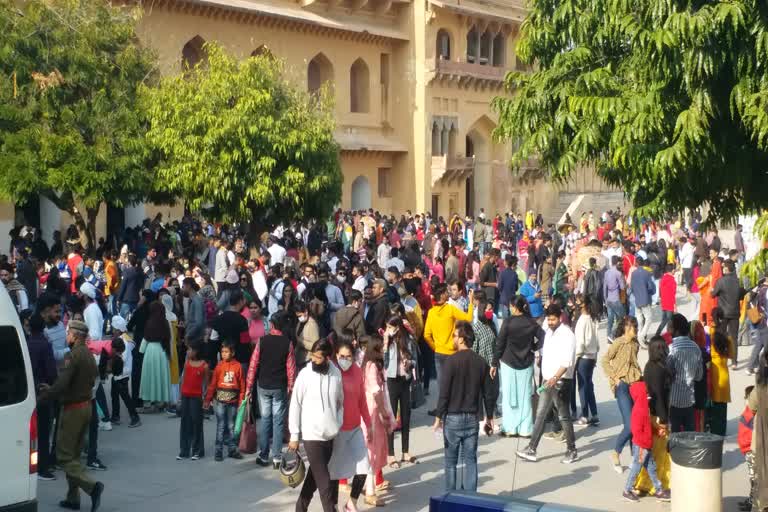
[
  {"xmin": 229, "ymin": 451, "xmax": 243, "ymax": 460},
  {"xmin": 110, "ymin": 417, "xmax": 121, "ymax": 426},
  {"xmin": 190, "ymin": 454, "xmax": 201, "ymax": 461},
  {"xmin": 38, "ymin": 470, "xmax": 56, "ymax": 481},
  {"xmin": 86, "ymin": 459, "xmax": 107, "ymax": 471},
  {"xmin": 655, "ymin": 489, "xmax": 671, "ymax": 502},
  {"xmin": 255, "ymin": 455, "xmax": 270, "ymax": 467},
  {"xmin": 623, "ymin": 491, "xmax": 639, "ymax": 502},
  {"xmin": 610, "ymin": 451, "xmax": 623, "ymax": 473},
  {"xmin": 128, "ymin": 418, "xmax": 142, "ymax": 428},
  {"xmin": 516, "ymin": 446, "xmax": 538, "ymax": 462},
  {"xmin": 272, "ymin": 459, "xmax": 281, "ymax": 470},
  {"xmin": 588, "ymin": 416, "xmax": 600, "ymax": 426},
  {"xmin": 98, "ymin": 421, "xmax": 112, "ymax": 432},
  {"xmin": 59, "ymin": 500, "xmax": 81, "ymax": 510},
  {"xmin": 176, "ymin": 454, "xmax": 189, "ymax": 461},
  {"xmin": 574, "ymin": 417, "xmax": 589, "ymax": 427},
  {"xmin": 561, "ymin": 450, "xmax": 579, "ymax": 464}
]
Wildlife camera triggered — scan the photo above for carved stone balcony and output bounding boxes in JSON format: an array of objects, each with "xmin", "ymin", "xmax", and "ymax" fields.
[
  {"xmin": 432, "ymin": 155, "xmax": 475, "ymax": 186},
  {"xmin": 431, "ymin": 58, "xmax": 508, "ymax": 89}
]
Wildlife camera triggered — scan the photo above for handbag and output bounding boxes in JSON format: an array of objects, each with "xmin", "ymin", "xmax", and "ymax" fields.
[
  {"xmin": 747, "ymin": 305, "xmax": 764, "ymax": 325},
  {"xmin": 238, "ymin": 399, "xmax": 258, "ymax": 454},
  {"xmin": 411, "ymin": 376, "xmax": 426, "ymax": 409},
  {"xmin": 234, "ymin": 397, "xmax": 248, "ymax": 437}
]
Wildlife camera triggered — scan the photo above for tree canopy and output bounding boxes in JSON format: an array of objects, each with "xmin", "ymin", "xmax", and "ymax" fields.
[
  {"xmin": 493, "ymin": 0, "xmax": 768, "ymax": 224},
  {"xmin": 142, "ymin": 43, "xmax": 342, "ymax": 227},
  {"xmin": 0, "ymin": 0, "xmax": 159, "ymax": 249}
]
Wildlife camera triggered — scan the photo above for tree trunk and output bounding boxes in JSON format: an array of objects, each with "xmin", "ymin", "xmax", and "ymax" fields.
[{"xmin": 85, "ymin": 206, "xmax": 99, "ymax": 255}]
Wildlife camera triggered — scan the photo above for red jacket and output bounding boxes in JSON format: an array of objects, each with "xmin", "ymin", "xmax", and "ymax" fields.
[
  {"xmin": 629, "ymin": 381, "xmax": 653, "ymax": 450},
  {"xmin": 660, "ymin": 273, "xmax": 677, "ymax": 312},
  {"xmin": 738, "ymin": 405, "xmax": 754, "ymax": 454}
]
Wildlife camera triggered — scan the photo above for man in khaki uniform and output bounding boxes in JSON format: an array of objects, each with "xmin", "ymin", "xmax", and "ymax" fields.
[{"xmin": 39, "ymin": 320, "xmax": 105, "ymax": 511}]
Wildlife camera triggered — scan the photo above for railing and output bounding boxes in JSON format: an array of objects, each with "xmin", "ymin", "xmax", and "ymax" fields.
[
  {"xmin": 434, "ymin": 58, "xmax": 507, "ymax": 81},
  {"xmin": 431, "ymin": 155, "xmax": 476, "ymax": 185}
]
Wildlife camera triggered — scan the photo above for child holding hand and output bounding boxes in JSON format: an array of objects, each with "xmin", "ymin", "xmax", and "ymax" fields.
[{"xmin": 204, "ymin": 342, "xmax": 245, "ymax": 461}]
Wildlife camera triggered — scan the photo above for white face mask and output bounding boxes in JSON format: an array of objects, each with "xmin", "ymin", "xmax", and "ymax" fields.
[
  {"xmin": 298, "ymin": 315, "xmax": 308, "ymax": 323},
  {"xmin": 338, "ymin": 359, "xmax": 353, "ymax": 371},
  {"xmin": 337, "ymin": 275, "xmax": 346, "ymax": 283}
]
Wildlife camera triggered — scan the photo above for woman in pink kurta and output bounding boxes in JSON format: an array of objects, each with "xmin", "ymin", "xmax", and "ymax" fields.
[{"xmin": 361, "ymin": 337, "xmax": 395, "ymax": 498}]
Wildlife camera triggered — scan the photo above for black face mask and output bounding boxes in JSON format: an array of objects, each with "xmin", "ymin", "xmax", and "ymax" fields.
[{"xmin": 312, "ymin": 360, "xmax": 330, "ymax": 374}]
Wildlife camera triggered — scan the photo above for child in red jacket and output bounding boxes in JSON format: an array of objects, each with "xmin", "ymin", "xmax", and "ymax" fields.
[
  {"xmin": 623, "ymin": 380, "xmax": 671, "ymax": 502},
  {"xmin": 204, "ymin": 342, "xmax": 245, "ymax": 461},
  {"xmin": 738, "ymin": 385, "xmax": 756, "ymax": 512}
]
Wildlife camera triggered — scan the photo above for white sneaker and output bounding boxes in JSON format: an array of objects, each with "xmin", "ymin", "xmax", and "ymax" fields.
[{"xmin": 98, "ymin": 421, "xmax": 112, "ymax": 432}]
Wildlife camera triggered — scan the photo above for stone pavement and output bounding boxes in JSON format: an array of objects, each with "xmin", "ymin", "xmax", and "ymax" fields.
[{"xmin": 38, "ymin": 295, "xmax": 755, "ymax": 512}]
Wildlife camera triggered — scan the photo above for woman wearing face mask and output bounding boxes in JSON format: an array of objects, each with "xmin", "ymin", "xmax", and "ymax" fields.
[
  {"xmin": 362, "ymin": 336, "xmax": 396, "ymax": 503},
  {"xmin": 328, "ymin": 340, "xmax": 373, "ymax": 512},
  {"xmin": 384, "ymin": 316, "xmax": 418, "ymax": 470},
  {"xmin": 472, "ymin": 299, "xmax": 500, "ymax": 426},
  {"xmin": 288, "ymin": 339, "xmax": 344, "ymax": 512},
  {"xmin": 295, "ymin": 300, "xmax": 321, "ymax": 369},
  {"xmin": 492, "ymin": 295, "xmax": 545, "ymax": 438}
]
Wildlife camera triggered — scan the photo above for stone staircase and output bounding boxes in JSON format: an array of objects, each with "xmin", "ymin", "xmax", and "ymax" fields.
[{"xmin": 546, "ymin": 191, "xmax": 628, "ymax": 225}]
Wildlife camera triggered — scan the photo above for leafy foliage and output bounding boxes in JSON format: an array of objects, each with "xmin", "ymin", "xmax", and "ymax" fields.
[
  {"xmin": 142, "ymin": 43, "xmax": 342, "ymax": 226},
  {"xmin": 0, "ymin": 0, "xmax": 159, "ymax": 248},
  {"xmin": 493, "ymin": 0, "xmax": 768, "ymax": 224}
]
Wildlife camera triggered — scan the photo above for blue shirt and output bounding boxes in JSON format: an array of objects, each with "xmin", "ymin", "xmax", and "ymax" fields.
[
  {"xmin": 630, "ymin": 267, "xmax": 656, "ymax": 308},
  {"xmin": 497, "ymin": 267, "xmax": 519, "ymax": 308},
  {"xmin": 520, "ymin": 281, "xmax": 543, "ymax": 318}
]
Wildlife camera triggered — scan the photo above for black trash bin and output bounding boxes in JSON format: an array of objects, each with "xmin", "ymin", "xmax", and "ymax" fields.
[{"xmin": 668, "ymin": 432, "xmax": 724, "ymax": 512}]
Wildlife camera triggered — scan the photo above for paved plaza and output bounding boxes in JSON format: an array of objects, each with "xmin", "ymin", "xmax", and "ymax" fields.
[{"xmin": 38, "ymin": 296, "xmax": 754, "ymax": 512}]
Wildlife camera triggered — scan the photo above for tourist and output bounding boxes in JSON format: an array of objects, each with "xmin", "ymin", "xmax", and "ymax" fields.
[
  {"xmin": 204, "ymin": 342, "xmax": 245, "ymax": 461},
  {"xmin": 622, "ymin": 377, "xmax": 671, "ymax": 502},
  {"xmin": 629, "ymin": 256, "xmax": 655, "ymax": 346},
  {"xmin": 361, "ymin": 336, "xmax": 395, "ymax": 504},
  {"xmin": 493, "ymin": 296, "xmax": 544, "ymax": 437},
  {"xmin": 109, "ymin": 317, "xmax": 141, "ymax": 429},
  {"xmin": 667, "ymin": 313, "xmax": 703, "ymax": 432},
  {"xmin": 738, "ymin": 385, "xmax": 757, "ymax": 512},
  {"xmin": 433, "ymin": 321, "xmax": 496, "ymax": 491},
  {"xmin": 496, "ymin": 254, "xmax": 519, "ymax": 319},
  {"xmin": 711, "ymin": 259, "xmax": 743, "ymax": 368},
  {"xmin": 384, "ymin": 316, "xmax": 418, "ymax": 468},
  {"xmin": 573, "ymin": 294, "xmax": 601, "ymax": 426},
  {"xmin": 423, "ymin": 283, "xmax": 474, "ymax": 407},
  {"xmin": 289, "ymin": 338, "xmax": 345, "ymax": 512},
  {"xmin": 520, "ymin": 271, "xmax": 544, "ymax": 321},
  {"xmin": 708, "ymin": 307, "xmax": 735, "ymax": 436},
  {"xmin": 328, "ymin": 339, "xmax": 372, "ymax": 512},
  {"xmin": 601, "ymin": 316, "xmax": 642, "ymax": 472},
  {"xmin": 178, "ymin": 346, "xmax": 208, "ymax": 460},
  {"xmin": 603, "ymin": 255, "xmax": 626, "ymax": 341},
  {"xmin": 516, "ymin": 303, "xmax": 578, "ymax": 464},
  {"xmin": 139, "ymin": 301, "xmax": 171, "ymax": 412},
  {"xmin": 246, "ymin": 311, "xmax": 295, "ymax": 468}
]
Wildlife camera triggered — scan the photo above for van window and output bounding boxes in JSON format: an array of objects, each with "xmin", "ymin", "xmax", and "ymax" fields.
[{"xmin": 0, "ymin": 326, "xmax": 28, "ymax": 406}]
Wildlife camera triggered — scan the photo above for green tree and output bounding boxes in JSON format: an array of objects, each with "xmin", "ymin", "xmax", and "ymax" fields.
[
  {"xmin": 142, "ymin": 43, "xmax": 342, "ymax": 230},
  {"xmin": 493, "ymin": 0, "xmax": 768, "ymax": 225},
  {"xmin": 0, "ymin": 0, "xmax": 159, "ymax": 250}
]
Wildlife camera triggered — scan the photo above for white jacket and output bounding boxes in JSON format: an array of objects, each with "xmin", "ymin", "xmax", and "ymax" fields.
[
  {"xmin": 574, "ymin": 314, "xmax": 600, "ymax": 359},
  {"xmin": 289, "ymin": 363, "xmax": 344, "ymax": 442}
]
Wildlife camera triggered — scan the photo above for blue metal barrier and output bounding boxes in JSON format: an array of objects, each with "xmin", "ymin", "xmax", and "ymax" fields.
[{"xmin": 429, "ymin": 492, "xmax": 597, "ymax": 512}]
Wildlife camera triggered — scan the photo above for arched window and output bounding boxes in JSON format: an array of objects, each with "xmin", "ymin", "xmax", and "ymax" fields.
[
  {"xmin": 432, "ymin": 123, "xmax": 441, "ymax": 156},
  {"xmin": 492, "ymin": 34, "xmax": 505, "ymax": 67},
  {"xmin": 350, "ymin": 58, "xmax": 370, "ymax": 113},
  {"xmin": 308, "ymin": 52, "xmax": 333, "ymax": 94},
  {"xmin": 479, "ymin": 31, "xmax": 491, "ymax": 65},
  {"xmin": 251, "ymin": 45, "xmax": 273, "ymax": 59},
  {"xmin": 181, "ymin": 35, "xmax": 207, "ymax": 72},
  {"xmin": 466, "ymin": 27, "xmax": 478, "ymax": 63},
  {"xmin": 436, "ymin": 29, "xmax": 451, "ymax": 60},
  {"xmin": 465, "ymin": 135, "xmax": 475, "ymax": 157},
  {"xmin": 351, "ymin": 176, "xmax": 372, "ymax": 210}
]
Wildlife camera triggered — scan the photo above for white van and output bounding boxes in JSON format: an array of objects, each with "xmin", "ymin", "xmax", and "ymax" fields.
[{"xmin": 0, "ymin": 283, "xmax": 38, "ymax": 511}]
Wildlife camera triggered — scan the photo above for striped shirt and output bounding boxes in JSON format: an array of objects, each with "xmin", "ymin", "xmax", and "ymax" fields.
[
  {"xmin": 667, "ymin": 336, "xmax": 703, "ymax": 408},
  {"xmin": 472, "ymin": 320, "xmax": 496, "ymax": 367}
]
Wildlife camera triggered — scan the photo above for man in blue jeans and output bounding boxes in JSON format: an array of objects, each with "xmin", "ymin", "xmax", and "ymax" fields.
[
  {"xmin": 245, "ymin": 311, "xmax": 296, "ymax": 468},
  {"xmin": 432, "ymin": 321, "xmax": 496, "ymax": 492},
  {"xmin": 603, "ymin": 256, "xmax": 626, "ymax": 341}
]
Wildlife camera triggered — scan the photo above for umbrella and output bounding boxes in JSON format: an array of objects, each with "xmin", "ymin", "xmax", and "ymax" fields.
[{"xmin": 558, "ymin": 223, "xmax": 576, "ymax": 234}]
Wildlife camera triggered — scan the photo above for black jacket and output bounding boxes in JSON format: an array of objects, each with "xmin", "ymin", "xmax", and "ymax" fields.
[
  {"xmin": 365, "ymin": 295, "xmax": 389, "ymax": 335},
  {"xmin": 117, "ymin": 266, "xmax": 144, "ymax": 304},
  {"xmin": 493, "ymin": 315, "xmax": 545, "ymax": 370},
  {"xmin": 712, "ymin": 273, "xmax": 743, "ymax": 318}
]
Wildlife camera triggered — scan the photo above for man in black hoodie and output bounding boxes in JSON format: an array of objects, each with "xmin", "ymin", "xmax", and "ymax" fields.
[
  {"xmin": 711, "ymin": 260, "xmax": 744, "ymax": 367},
  {"xmin": 365, "ymin": 278, "xmax": 390, "ymax": 335}
]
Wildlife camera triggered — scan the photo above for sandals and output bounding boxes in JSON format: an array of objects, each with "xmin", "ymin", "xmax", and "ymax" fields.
[
  {"xmin": 364, "ymin": 495, "xmax": 385, "ymax": 507},
  {"xmin": 401, "ymin": 456, "xmax": 419, "ymax": 464},
  {"xmin": 375, "ymin": 480, "xmax": 391, "ymax": 492},
  {"xmin": 388, "ymin": 460, "xmax": 401, "ymax": 469}
]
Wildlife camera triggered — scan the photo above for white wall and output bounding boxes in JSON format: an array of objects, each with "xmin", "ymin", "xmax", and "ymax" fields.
[
  {"xmin": 39, "ymin": 195, "xmax": 62, "ymax": 247},
  {"xmin": 124, "ymin": 203, "xmax": 146, "ymax": 230},
  {"xmin": 0, "ymin": 219, "xmax": 12, "ymax": 256}
]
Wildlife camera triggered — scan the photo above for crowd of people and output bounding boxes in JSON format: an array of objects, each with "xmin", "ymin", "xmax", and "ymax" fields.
[{"xmin": 3, "ymin": 206, "xmax": 767, "ymax": 512}]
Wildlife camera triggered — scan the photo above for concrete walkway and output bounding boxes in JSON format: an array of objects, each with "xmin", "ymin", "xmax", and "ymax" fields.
[{"xmin": 38, "ymin": 295, "xmax": 755, "ymax": 511}]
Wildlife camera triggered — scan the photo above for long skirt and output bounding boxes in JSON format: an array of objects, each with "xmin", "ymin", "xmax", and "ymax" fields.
[
  {"xmin": 634, "ymin": 416, "xmax": 671, "ymax": 493},
  {"xmin": 139, "ymin": 342, "xmax": 171, "ymax": 403},
  {"xmin": 328, "ymin": 427, "xmax": 371, "ymax": 480},
  {"xmin": 500, "ymin": 363, "xmax": 534, "ymax": 436}
]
